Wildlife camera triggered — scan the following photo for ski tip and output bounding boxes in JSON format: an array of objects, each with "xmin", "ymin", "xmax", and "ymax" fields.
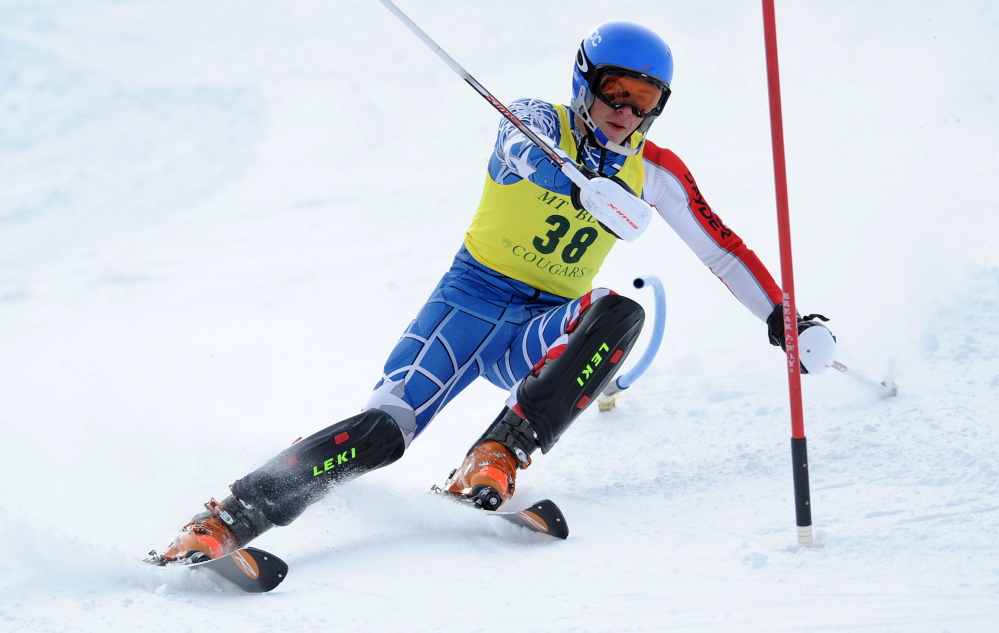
[
  {"xmin": 229, "ymin": 547, "xmax": 290, "ymax": 593},
  {"xmin": 201, "ymin": 547, "xmax": 289, "ymax": 593},
  {"xmin": 519, "ymin": 499, "xmax": 569, "ymax": 540}
]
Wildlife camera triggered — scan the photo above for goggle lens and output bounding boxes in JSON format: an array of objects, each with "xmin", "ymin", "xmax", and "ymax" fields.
[{"xmin": 595, "ymin": 73, "xmax": 668, "ymax": 118}]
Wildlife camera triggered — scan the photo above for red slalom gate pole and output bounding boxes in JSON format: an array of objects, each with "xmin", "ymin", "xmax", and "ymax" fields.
[{"xmin": 761, "ymin": 0, "xmax": 813, "ymax": 548}]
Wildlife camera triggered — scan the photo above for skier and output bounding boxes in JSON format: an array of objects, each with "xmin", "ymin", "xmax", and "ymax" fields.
[{"xmin": 149, "ymin": 20, "xmax": 833, "ymax": 563}]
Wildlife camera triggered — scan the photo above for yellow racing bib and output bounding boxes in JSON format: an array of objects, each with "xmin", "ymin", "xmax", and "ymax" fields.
[{"xmin": 464, "ymin": 105, "xmax": 645, "ymax": 298}]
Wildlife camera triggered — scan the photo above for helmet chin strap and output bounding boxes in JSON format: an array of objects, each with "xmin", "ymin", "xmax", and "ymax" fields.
[
  {"xmin": 571, "ymin": 90, "xmax": 642, "ymax": 157},
  {"xmin": 592, "ymin": 127, "xmax": 642, "ymax": 157}
]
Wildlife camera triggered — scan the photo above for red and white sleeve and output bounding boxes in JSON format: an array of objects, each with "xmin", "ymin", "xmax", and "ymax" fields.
[{"xmin": 641, "ymin": 140, "xmax": 782, "ymax": 322}]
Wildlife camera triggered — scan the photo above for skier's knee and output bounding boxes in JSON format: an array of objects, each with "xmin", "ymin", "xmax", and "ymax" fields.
[
  {"xmin": 516, "ymin": 294, "xmax": 645, "ymax": 453},
  {"xmin": 364, "ymin": 380, "xmax": 419, "ymax": 446},
  {"xmin": 231, "ymin": 409, "xmax": 407, "ymax": 525}
]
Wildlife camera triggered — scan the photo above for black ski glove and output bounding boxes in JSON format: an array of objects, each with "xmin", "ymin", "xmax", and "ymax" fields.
[{"xmin": 766, "ymin": 304, "xmax": 835, "ymax": 374}]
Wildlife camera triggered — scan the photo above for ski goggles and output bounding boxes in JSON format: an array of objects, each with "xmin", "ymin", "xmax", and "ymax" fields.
[{"xmin": 593, "ymin": 70, "xmax": 670, "ymax": 118}]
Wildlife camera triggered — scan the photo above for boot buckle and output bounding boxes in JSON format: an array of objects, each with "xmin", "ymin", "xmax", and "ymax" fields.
[{"xmin": 205, "ymin": 498, "xmax": 235, "ymax": 526}]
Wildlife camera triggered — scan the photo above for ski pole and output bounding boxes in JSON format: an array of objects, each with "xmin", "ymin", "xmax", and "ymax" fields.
[
  {"xmin": 830, "ymin": 361, "xmax": 898, "ymax": 398},
  {"xmin": 376, "ymin": 0, "xmax": 649, "ymax": 242},
  {"xmin": 598, "ymin": 275, "xmax": 667, "ymax": 410},
  {"xmin": 378, "ymin": 0, "xmax": 566, "ymax": 170}
]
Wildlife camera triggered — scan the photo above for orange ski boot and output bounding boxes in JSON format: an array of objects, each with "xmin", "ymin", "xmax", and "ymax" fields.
[
  {"xmin": 443, "ymin": 440, "xmax": 526, "ymax": 510},
  {"xmin": 155, "ymin": 499, "xmax": 241, "ymax": 563},
  {"xmin": 441, "ymin": 407, "xmax": 539, "ymax": 510},
  {"xmin": 149, "ymin": 494, "xmax": 273, "ymax": 565}
]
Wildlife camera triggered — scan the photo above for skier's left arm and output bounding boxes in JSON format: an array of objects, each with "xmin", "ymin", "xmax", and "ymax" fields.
[
  {"xmin": 641, "ymin": 141, "xmax": 835, "ymax": 372},
  {"xmin": 641, "ymin": 141, "xmax": 781, "ymax": 320}
]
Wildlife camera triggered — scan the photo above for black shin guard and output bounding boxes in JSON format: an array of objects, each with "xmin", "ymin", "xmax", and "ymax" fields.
[
  {"xmin": 230, "ymin": 409, "xmax": 406, "ymax": 526},
  {"xmin": 517, "ymin": 294, "xmax": 645, "ymax": 453}
]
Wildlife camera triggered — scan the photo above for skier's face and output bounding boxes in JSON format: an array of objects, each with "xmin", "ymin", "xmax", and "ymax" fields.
[{"xmin": 588, "ymin": 97, "xmax": 642, "ymax": 145}]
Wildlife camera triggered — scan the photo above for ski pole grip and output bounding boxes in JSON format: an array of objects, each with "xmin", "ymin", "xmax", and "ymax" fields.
[{"xmin": 560, "ymin": 160, "xmax": 590, "ymax": 187}]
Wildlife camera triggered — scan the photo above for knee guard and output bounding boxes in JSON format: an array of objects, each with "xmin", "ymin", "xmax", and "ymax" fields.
[
  {"xmin": 516, "ymin": 294, "xmax": 645, "ymax": 453},
  {"xmin": 230, "ymin": 409, "xmax": 406, "ymax": 526}
]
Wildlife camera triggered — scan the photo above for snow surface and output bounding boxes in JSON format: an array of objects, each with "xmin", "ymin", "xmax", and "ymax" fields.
[{"xmin": 2, "ymin": 1, "xmax": 998, "ymax": 631}]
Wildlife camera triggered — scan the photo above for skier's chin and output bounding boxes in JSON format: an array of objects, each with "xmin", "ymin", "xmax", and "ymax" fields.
[{"xmin": 598, "ymin": 124, "xmax": 631, "ymax": 146}]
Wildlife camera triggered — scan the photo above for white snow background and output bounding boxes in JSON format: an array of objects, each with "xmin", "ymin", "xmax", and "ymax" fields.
[{"xmin": 2, "ymin": 1, "xmax": 998, "ymax": 631}]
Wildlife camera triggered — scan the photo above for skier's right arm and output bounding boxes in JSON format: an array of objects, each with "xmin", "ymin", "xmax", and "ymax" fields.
[{"xmin": 488, "ymin": 99, "xmax": 574, "ymax": 195}]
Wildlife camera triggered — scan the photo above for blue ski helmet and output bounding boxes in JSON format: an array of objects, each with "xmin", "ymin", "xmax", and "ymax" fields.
[{"xmin": 571, "ymin": 21, "xmax": 673, "ymax": 152}]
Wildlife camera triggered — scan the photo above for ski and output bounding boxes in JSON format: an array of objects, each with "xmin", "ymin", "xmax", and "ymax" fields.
[
  {"xmin": 145, "ymin": 547, "xmax": 289, "ymax": 593},
  {"xmin": 432, "ymin": 487, "xmax": 569, "ymax": 539}
]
